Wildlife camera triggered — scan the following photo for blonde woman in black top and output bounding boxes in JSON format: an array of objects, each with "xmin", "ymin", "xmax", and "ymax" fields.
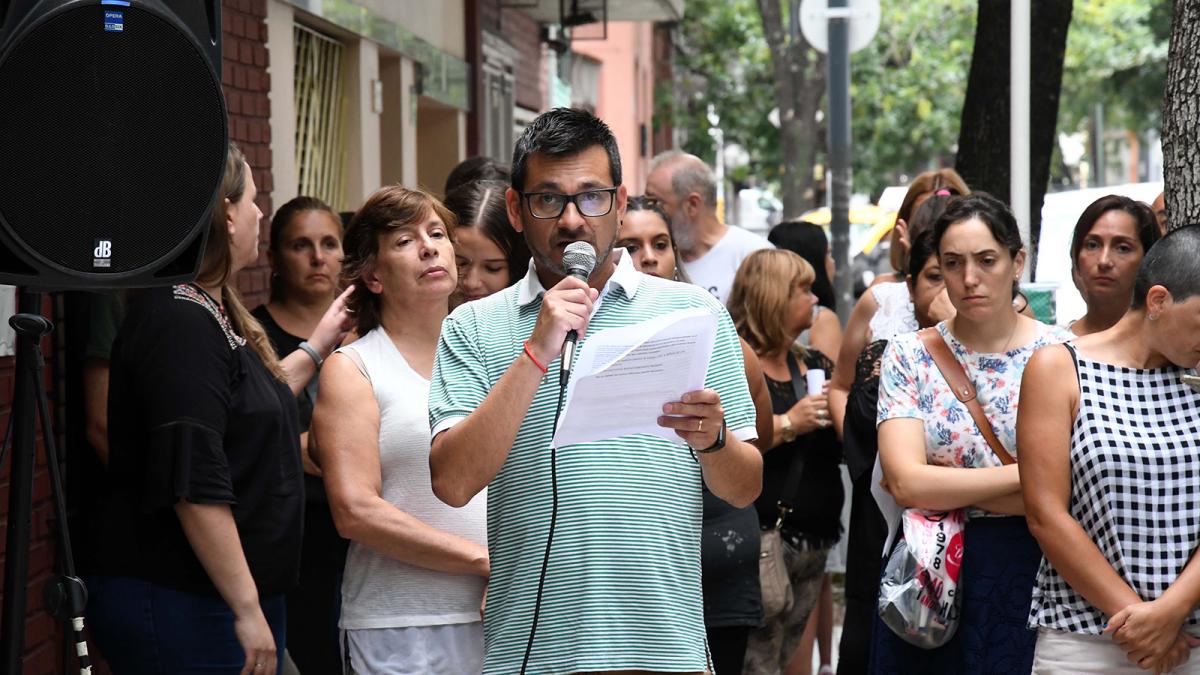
[
  {"xmin": 729, "ymin": 249, "xmax": 840, "ymax": 675},
  {"xmin": 89, "ymin": 144, "xmax": 352, "ymax": 675}
]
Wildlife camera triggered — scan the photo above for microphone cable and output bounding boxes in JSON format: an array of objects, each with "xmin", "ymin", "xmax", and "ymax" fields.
[
  {"xmin": 519, "ymin": 366, "xmax": 570, "ymax": 674},
  {"xmin": 521, "ymin": 241, "xmax": 594, "ymax": 672}
]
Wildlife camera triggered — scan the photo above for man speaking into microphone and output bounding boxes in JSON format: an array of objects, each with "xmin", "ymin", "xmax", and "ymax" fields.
[{"xmin": 428, "ymin": 108, "xmax": 762, "ymax": 674}]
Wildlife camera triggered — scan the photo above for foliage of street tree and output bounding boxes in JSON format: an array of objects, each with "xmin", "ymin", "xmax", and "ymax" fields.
[
  {"xmin": 665, "ymin": 0, "xmax": 1172, "ymax": 203},
  {"xmin": 1059, "ymin": 0, "xmax": 1171, "ymax": 136},
  {"xmin": 661, "ymin": 0, "xmax": 778, "ymax": 186},
  {"xmin": 666, "ymin": 0, "xmax": 978, "ymax": 202},
  {"xmin": 849, "ymin": 0, "xmax": 976, "ymax": 197},
  {"xmin": 955, "ymin": 0, "xmax": 1072, "ymax": 267}
]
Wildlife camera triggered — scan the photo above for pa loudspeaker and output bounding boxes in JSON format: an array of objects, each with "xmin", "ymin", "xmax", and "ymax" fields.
[{"xmin": 0, "ymin": 0, "xmax": 227, "ymax": 289}]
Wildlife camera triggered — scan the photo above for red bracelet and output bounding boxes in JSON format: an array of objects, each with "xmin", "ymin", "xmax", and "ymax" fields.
[{"xmin": 523, "ymin": 340, "xmax": 548, "ymax": 374}]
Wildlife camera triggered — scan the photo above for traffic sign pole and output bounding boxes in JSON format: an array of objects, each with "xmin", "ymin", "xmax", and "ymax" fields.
[{"xmin": 828, "ymin": 0, "xmax": 854, "ymax": 323}]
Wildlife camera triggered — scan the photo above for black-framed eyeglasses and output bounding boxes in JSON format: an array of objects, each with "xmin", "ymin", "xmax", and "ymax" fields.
[{"xmin": 520, "ymin": 188, "xmax": 618, "ymax": 219}]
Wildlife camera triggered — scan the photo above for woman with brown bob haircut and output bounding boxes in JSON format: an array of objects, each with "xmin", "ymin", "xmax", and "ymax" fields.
[
  {"xmin": 313, "ymin": 186, "xmax": 489, "ymax": 673},
  {"xmin": 730, "ymin": 249, "xmax": 843, "ymax": 674}
]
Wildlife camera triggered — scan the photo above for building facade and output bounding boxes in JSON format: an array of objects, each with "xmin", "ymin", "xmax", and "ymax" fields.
[{"xmin": 1, "ymin": 1, "xmax": 683, "ymax": 672}]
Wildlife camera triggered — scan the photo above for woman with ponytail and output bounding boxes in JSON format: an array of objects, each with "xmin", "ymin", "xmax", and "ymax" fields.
[{"xmin": 88, "ymin": 143, "xmax": 353, "ymax": 675}]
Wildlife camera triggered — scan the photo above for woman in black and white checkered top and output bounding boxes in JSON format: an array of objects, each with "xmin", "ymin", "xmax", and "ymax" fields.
[{"xmin": 1022, "ymin": 224, "xmax": 1200, "ymax": 674}]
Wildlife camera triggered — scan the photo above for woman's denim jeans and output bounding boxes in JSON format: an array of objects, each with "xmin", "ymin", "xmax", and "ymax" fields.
[{"xmin": 87, "ymin": 575, "xmax": 286, "ymax": 675}]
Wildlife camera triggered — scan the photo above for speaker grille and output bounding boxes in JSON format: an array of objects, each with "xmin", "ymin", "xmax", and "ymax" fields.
[{"xmin": 0, "ymin": 3, "xmax": 225, "ymax": 277}]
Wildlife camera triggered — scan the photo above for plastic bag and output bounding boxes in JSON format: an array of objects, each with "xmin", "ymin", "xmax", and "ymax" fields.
[{"xmin": 877, "ymin": 508, "xmax": 965, "ymax": 649}]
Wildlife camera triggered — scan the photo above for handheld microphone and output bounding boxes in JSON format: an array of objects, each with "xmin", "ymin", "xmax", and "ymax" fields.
[{"xmin": 560, "ymin": 241, "xmax": 597, "ymax": 386}]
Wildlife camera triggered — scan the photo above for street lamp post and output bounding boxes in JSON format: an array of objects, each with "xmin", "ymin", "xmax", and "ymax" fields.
[
  {"xmin": 827, "ymin": 0, "xmax": 853, "ymax": 323},
  {"xmin": 800, "ymin": 0, "xmax": 878, "ymax": 322},
  {"xmin": 707, "ymin": 104, "xmax": 730, "ymax": 223}
]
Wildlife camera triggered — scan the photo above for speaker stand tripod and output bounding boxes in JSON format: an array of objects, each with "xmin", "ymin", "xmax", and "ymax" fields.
[{"xmin": 1, "ymin": 289, "xmax": 91, "ymax": 675}]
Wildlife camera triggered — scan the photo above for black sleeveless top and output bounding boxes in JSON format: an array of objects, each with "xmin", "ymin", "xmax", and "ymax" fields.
[
  {"xmin": 251, "ymin": 304, "xmax": 330, "ymax": 506},
  {"xmin": 756, "ymin": 349, "xmax": 843, "ymax": 548}
]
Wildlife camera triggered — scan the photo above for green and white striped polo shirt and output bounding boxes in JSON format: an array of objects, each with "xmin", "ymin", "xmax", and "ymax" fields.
[{"xmin": 429, "ymin": 251, "xmax": 756, "ymax": 674}]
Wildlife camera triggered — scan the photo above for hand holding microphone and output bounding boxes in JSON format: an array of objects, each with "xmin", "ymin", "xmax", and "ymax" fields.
[{"xmin": 526, "ymin": 242, "xmax": 598, "ymax": 384}]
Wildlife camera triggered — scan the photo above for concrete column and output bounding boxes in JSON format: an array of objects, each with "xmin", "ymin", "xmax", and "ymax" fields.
[
  {"xmin": 399, "ymin": 58, "xmax": 418, "ymax": 187},
  {"xmin": 266, "ymin": 0, "xmax": 296, "ymax": 206},
  {"xmin": 417, "ymin": 98, "xmax": 466, "ymax": 196},
  {"xmin": 379, "ymin": 55, "xmax": 403, "ymax": 188},
  {"xmin": 345, "ymin": 39, "xmax": 382, "ymax": 209},
  {"xmin": 380, "ymin": 55, "xmax": 418, "ymax": 188}
]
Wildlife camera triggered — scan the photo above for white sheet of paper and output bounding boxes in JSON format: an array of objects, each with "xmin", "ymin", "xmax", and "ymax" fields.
[
  {"xmin": 871, "ymin": 454, "xmax": 904, "ymax": 555},
  {"xmin": 551, "ymin": 308, "xmax": 718, "ymax": 448}
]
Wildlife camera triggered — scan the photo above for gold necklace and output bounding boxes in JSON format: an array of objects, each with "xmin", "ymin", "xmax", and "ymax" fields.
[
  {"xmin": 1000, "ymin": 315, "xmax": 1020, "ymax": 353},
  {"xmin": 950, "ymin": 314, "xmax": 1020, "ymax": 353}
]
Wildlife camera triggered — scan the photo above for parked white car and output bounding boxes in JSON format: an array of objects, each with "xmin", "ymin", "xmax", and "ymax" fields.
[{"xmin": 736, "ymin": 188, "xmax": 782, "ymax": 236}]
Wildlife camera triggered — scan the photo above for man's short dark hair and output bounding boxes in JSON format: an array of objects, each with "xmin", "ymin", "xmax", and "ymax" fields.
[
  {"xmin": 510, "ymin": 108, "xmax": 622, "ymax": 192},
  {"xmin": 1132, "ymin": 224, "xmax": 1200, "ymax": 309}
]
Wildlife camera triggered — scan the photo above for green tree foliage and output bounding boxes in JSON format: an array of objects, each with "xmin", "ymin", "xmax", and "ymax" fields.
[
  {"xmin": 665, "ymin": 0, "xmax": 778, "ymax": 184},
  {"xmin": 1059, "ymin": 0, "xmax": 1171, "ymax": 134},
  {"xmin": 669, "ymin": 0, "xmax": 978, "ymax": 199},
  {"xmin": 664, "ymin": 0, "xmax": 1168, "ymax": 202},
  {"xmin": 850, "ymin": 1, "xmax": 977, "ymax": 197}
]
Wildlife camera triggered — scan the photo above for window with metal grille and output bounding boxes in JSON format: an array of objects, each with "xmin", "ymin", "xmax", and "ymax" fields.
[
  {"xmin": 294, "ymin": 24, "xmax": 346, "ymax": 209},
  {"xmin": 481, "ymin": 32, "xmax": 516, "ymax": 163}
]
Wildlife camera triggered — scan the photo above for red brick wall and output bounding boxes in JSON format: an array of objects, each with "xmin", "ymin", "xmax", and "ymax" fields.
[
  {"xmin": 0, "ymin": 1, "xmax": 274, "ymax": 672},
  {"xmin": 224, "ymin": 0, "xmax": 275, "ymax": 308}
]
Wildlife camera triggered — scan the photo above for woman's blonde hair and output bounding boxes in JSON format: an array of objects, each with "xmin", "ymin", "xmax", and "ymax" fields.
[
  {"xmin": 728, "ymin": 248, "xmax": 816, "ymax": 355},
  {"xmin": 196, "ymin": 142, "xmax": 284, "ymax": 379}
]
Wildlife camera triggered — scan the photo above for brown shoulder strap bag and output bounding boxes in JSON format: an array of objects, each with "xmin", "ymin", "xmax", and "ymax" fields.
[{"xmin": 917, "ymin": 327, "xmax": 1015, "ymax": 465}]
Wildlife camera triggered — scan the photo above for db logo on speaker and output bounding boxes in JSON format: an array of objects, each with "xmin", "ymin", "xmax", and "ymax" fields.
[{"xmin": 93, "ymin": 239, "xmax": 113, "ymax": 268}]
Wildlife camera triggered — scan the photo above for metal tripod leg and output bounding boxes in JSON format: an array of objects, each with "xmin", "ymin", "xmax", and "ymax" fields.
[{"xmin": 1, "ymin": 290, "xmax": 91, "ymax": 675}]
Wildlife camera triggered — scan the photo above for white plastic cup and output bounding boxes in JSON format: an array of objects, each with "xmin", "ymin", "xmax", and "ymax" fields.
[{"xmin": 806, "ymin": 368, "xmax": 826, "ymax": 396}]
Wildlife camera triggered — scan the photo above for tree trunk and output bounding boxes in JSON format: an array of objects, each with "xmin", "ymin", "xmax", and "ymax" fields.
[
  {"xmin": 757, "ymin": 0, "xmax": 826, "ymax": 218},
  {"xmin": 955, "ymin": 0, "xmax": 1072, "ymax": 265},
  {"xmin": 1162, "ymin": 0, "xmax": 1200, "ymax": 231}
]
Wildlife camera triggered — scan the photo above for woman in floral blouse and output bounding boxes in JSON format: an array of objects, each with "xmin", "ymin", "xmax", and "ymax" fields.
[{"xmin": 871, "ymin": 193, "xmax": 1071, "ymax": 674}]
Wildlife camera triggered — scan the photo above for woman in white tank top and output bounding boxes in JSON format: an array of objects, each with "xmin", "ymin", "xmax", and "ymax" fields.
[{"xmin": 312, "ymin": 187, "xmax": 488, "ymax": 674}]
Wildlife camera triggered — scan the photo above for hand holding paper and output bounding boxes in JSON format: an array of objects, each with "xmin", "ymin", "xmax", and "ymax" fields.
[
  {"xmin": 658, "ymin": 388, "xmax": 725, "ymax": 450},
  {"xmin": 551, "ymin": 308, "xmax": 718, "ymax": 448}
]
